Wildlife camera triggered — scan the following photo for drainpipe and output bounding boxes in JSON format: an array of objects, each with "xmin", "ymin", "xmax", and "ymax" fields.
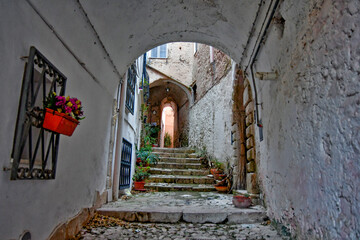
[{"xmin": 245, "ymin": 0, "xmax": 280, "ymax": 127}]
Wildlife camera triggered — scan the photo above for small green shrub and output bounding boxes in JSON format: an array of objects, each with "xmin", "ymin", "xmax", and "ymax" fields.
[{"xmin": 164, "ymin": 132, "xmax": 172, "ymax": 147}]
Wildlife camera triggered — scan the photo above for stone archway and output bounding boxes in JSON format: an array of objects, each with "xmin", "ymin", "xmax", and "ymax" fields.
[{"xmin": 148, "ymin": 79, "xmax": 190, "ymax": 147}]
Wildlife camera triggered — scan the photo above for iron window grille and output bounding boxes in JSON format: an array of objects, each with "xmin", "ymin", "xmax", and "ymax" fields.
[
  {"xmin": 125, "ymin": 64, "xmax": 136, "ymax": 115},
  {"xmin": 119, "ymin": 138, "xmax": 132, "ymax": 190},
  {"xmin": 10, "ymin": 46, "xmax": 67, "ymax": 180}
]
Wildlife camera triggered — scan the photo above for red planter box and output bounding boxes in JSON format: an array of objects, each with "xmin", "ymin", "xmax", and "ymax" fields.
[{"xmin": 42, "ymin": 108, "xmax": 79, "ymax": 136}]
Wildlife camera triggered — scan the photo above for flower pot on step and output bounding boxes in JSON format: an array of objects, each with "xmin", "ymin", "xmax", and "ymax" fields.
[
  {"xmin": 210, "ymin": 168, "xmax": 222, "ymax": 175},
  {"xmin": 133, "ymin": 181, "xmax": 146, "ymax": 191},
  {"xmin": 214, "ymin": 185, "xmax": 228, "ymax": 192},
  {"xmin": 233, "ymin": 195, "xmax": 252, "ymax": 208}
]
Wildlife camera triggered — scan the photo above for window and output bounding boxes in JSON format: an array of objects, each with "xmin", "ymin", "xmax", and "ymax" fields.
[
  {"xmin": 149, "ymin": 44, "xmax": 168, "ymax": 58},
  {"xmin": 10, "ymin": 47, "xmax": 67, "ymax": 180},
  {"xmin": 192, "ymin": 83, "xmax": 197, "ymax": 102},
  {"xmin": 125, "ymin": 64, "xmax": 136, "ymax": 114},
  {"xmin": 119, "ymin": 139, "xmax": 132, "ymax": 189}
]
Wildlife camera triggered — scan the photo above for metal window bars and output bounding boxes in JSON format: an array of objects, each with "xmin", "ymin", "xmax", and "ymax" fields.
[
  {"xmin": 10, "ymin": 46, "xmax": 67, "ymax": 180},
  {"xmin": 119, "ymin": 138, "xmax": 132, "ymax": 189},
  {"xmin": 125, "ymin": 64, "xmax": 136, "ymax": 115}
]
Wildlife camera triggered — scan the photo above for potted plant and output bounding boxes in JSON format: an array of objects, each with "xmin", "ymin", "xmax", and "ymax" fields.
[
  {"xmin": 132, "ymin": 166, "xmax": 150, "ymax": 191},
  {"xmin": 164, "ymin": 132, "xmax": 172, "ymax": 148},
  {"xmin": 214, "ymin": 178, "xmax": 229, "ymax": 192},
  {"xmin": 210, "ymin": 159, "xmax": 225, "ymax": 179},
  {"xmin": 232, "ymin": 193, "xmax": 252, "ymax": 208},
  {"xmin": 42, "ymin": 92, "xmax": 84, "ymax": 136},
  {"xmin": 136, "ymin": 145, "xmax": 159, "ymax": 166}
]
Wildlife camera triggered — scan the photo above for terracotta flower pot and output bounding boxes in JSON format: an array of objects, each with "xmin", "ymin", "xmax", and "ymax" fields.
[
  {"xmin": 210, "ymin": 168, "xmax": 222, "ymax": 175},
  {"xmin": 133, "ymin": 181, "xmax": 146, "ymax": 191},
  {"xmin": 214, "ymin": 185, "xmax": 228, "ymax": 192},
  {"xmin": 42, "ymin": 108, "xmax": 79, "ymax": 136},
  {"xmin": 233, "ymin": 195, "xmax": 252, "ymax": 208}
]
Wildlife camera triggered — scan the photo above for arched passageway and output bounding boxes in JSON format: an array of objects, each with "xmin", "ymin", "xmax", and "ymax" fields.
[
  {"xmin": 1, "ymin": 1, "xmax": 359, "ymax": 239},
  {"xmin": 148, "ymin": 79, "xmax": 190, "ymax": 148}
]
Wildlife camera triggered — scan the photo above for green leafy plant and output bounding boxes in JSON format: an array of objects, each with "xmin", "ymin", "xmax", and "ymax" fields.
[
  {"xmin": 164, "ymin": 132, "xmax": 172, "ymax": 147},
  {"xmin": 132, "ymin": 166, "xmax": 150, "ymax": 182},
  {"xmin": 136, "ymin": 146, "xmax": 159, "ymax": 166},
  {"xmin": 211, "ymin": 158, "xmax": 224, "ymax": 171}
]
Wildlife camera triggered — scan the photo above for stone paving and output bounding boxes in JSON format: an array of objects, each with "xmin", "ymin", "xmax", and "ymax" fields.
[
  {"xmin": 80, "ymin": 222, "xmax": 285, "ymax": 239},
  {"xmin": 84, "ymin": 192, "xmax": 287, "ymax": 239},
  {"xmin": 98, "ymin": 192, "xmax": 266, "ymax": 224}
]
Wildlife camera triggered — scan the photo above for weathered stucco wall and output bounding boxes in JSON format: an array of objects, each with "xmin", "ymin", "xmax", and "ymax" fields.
[
  {"xmin": 188, "ymin": 66, "xmax": 235, "ymax": 166},
  {"xmin": 148, "ymin": 42, "xmax": 194, "ymax": 86},
  {"xmin": 0, "ymin": 1, "xmax": 121, "ymax": 239},
  {"xmin": 246, "ymin": 0, "xmax": 360, "ymax": 238}
]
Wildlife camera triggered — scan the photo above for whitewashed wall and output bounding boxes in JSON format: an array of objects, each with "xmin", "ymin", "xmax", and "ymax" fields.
[{"xmin": 0, "ymin": 2, "xmax": 119, "ymax": 239}]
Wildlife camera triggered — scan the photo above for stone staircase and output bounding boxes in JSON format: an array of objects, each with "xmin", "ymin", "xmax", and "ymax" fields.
[{"xmin": 145, "ymin": 147, "xmax": 216, "ymax": 192}]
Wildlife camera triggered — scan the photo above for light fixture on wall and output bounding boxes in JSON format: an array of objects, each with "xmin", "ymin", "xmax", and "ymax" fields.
[
  {"xmin": 152, "ymin": 110, "xmax": 157, "ymax": 115},
  {"xmin": 166, "ymin": 87, "xmax": 170, "ymax": 92}
]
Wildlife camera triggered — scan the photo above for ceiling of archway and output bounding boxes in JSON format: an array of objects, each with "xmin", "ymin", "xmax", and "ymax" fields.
[
  {"xmin": 28, "ymin": 0, "xmax": 265, "ymax": 93},
  {"xmin": 150, "ymin": 83, "xmax": 188, "ymax": 107},
  {"xmin": 80, "ymin": 0, "xmax": 261, "ymax": 69}
]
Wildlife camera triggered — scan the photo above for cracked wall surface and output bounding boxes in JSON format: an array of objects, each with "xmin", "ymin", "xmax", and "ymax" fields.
[{"xmin": 250, "ymin": 0, "xmax": 360, "ymax": 238}]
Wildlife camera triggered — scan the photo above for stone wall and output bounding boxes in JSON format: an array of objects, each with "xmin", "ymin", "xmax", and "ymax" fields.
[
  {"xmin": 246, "ymin": 0, "xmax": 360, "ymax": 238},
  {"xmin": 188, "ymin": 66, "xmax": 235, "ymax": 166},
  {"xmin": 148, "ymin": 42, "xmax": 194, "ymax": 86},
  {"xmin": 192, "ymin": 44, "xmax": 232, "ymax": 101}
]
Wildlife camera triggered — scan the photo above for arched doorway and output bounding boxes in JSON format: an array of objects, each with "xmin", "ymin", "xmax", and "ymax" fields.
[{"xmin": 160, "ymin": 105, "xmax": 175, "ymax": 148}]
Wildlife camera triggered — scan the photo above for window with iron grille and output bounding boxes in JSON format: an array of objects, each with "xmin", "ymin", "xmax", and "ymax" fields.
[
  {"xmin": 10, "ymin": 46, "xmax": 67, "ymax": 180},
  {"xmin": 125, "ymin": 64, "xmax": 136, "ymax": 114},
  {"xmin": 119, "ymin": 138, "xmax": 132, "ymax": 190}
]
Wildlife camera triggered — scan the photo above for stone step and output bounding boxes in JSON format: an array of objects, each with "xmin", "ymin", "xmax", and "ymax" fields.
[
  {"xmin": 158, "ymin": 157, "xmax": 201, "ymax": 164},
  {"xmin": 151, "ymin": 162, "xmax": 203, "ymax": 169},
  {"xmin": 152, "ymin": 147, "xmax": 196, "ymax": 154},
  {"xmin": 144, "ymin": 183, "xmax": 215, "ymax": 192},
  {"xmin": 149, "ymin": 168, "xmax": 209, "ymax": 176},
  {"xmin": 148, "ymin": 175, "xmax": 215, "ymax": 184},
  {"xmin": 153, "ymin": 152, "xmax": 198, "ymax": 158},
  {"xmin": 97, "ymin": 206, "xmax": 266, "ymax": 224}
]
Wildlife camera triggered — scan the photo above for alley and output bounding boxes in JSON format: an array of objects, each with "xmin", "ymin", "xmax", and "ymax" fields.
[{"xmin": 1, "ymin": 1, "xmax": 359, "ymax": 239}]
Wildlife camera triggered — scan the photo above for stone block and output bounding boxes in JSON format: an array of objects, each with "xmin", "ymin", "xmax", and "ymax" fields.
[
  {"xmin": 227, "ymin": 210, "xmax": 266, "ymax": 224},
  {"xmin": 246, "ymin": 114, "xmax": 254, "ymax": 126},
  {"xmin": 97, "ymin": 207, "xmax": 182, "ymax": 223},
  {"xmin": 246, "ymin": 148, "xmax": 255, "ymax": 161},
  {"xmin": 246, "ymin": 137, "xmax": 254, "ymax": 149},
  {"xmin": 183, "ymin": 208, "xmax": 228, "ymax": 223},
  {"xmin": 246, "ymin": 125, "xmax": 254, "ymax": 138},
  {"xmin": 240, "ymin": 143, "xmax": 246, "ymax": 156},
  {"xmin": 246, "ymin": 161, "xmax": 256, "ymax": 172},
  {"xmin": 246, "ymin": 173, "xmax": 260, "ymax": 194},
  {"xmin": 245, "ymin": 101, "xmax": 254, "ymax": 115}
]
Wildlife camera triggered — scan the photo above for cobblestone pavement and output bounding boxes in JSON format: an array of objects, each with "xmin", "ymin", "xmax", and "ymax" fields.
[
  {"xmin": 104, "ymin": 191, "xmax": 262, "ymax": 210},
  {"xmin": 80, "ymin": 222, "xmax": 285, "ymax": 240}
]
